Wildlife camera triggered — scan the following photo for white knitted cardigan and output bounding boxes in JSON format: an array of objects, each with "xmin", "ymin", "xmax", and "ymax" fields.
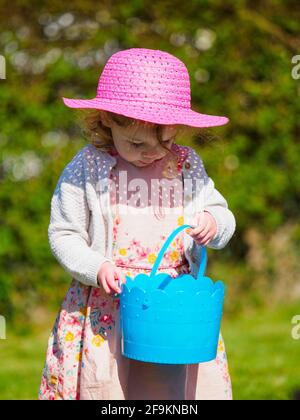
[{"xmin": 48, "ymin": 143, "xmax": 236, "ymax": 288}]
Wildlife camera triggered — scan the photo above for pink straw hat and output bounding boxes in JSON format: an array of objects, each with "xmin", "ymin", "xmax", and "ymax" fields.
[{"xmin": 62, "ymin": 48, "xmax": 229, "ymax": 128}]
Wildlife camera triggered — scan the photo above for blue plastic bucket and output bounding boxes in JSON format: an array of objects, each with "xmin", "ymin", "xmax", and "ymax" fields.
[{"xmin": 119, "ymin": 224, "xmax": 225, "ymax": 364}]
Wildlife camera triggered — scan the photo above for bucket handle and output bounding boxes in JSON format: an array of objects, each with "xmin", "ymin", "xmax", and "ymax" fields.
[{"xmin": 149, "ymin": 223, "xmax": 207, "ymax": 282}]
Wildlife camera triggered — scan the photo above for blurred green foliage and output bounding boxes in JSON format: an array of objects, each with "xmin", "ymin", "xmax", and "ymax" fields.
[{"xmin": 0, "ymin": 0, "xmax": 300, "ymax": 325}]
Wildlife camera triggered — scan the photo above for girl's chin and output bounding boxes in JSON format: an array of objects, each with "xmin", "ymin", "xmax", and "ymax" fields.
[
  {"xmin": 135, "ymin": 157, "xmax": 165, "ymax": 166},
  {"xmin": 135, "ymin": 160, "xmax": 151, "ymax": 166},
  {"xmin": 131, "ymin": 160, "xmax": 152, "ymax": 167}
]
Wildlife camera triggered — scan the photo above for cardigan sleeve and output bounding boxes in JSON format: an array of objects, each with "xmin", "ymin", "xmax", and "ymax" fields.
[
  {"xmin": 48, "ymin": 149, "xmax": 112, "ymax": 288},
  {"xmin": 190, "ymin": 148, "xmax": 236, "ymax": 250},
  {"xmin": 202, "ymin": 175, "xmax": 236, "ymax": 249}
]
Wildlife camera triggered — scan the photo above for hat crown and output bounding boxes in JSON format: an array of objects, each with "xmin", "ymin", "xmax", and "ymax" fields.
[
  {"xmin": 62, "ymin": 47, "xmax": 229, "ymax": 128},
  {"xmin": 96, "ymin": 48, "xmax": 191, "ymax": 109}
]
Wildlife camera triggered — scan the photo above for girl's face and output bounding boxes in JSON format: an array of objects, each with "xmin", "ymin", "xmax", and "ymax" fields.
[{"xmin": 109, "ymin": 122, "xmax": 177, "ymax": 167}]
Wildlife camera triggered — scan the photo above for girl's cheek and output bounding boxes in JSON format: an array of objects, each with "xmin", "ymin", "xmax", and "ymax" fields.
[
  {"xmin": 121, "ymin": 147, "xmax": 139, "ymax": 162},
  {"xmin": 125, "ymin": 145, "xmax": 136, "ymax": 156}
]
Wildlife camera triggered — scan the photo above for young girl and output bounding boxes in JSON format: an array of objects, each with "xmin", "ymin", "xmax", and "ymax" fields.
[{"xmin": 39, "ymin": 48, "xmax": 236, "ymax": 400}]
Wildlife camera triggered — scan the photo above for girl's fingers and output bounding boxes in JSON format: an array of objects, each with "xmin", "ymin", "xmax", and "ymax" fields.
[
  {"xmin": 115, "ymin": 268, "xmax": 126, "ymax": 285},
  {"xmin": 190, "ymin": 224, "xmax": 206, "ymax": 237},
  {"xmin": 102, "ymin": 267, "xmax": 125, "ymax": 295},
  {"xmin": 198, "ymin": 232, "xmax": 211, "ymax": 245},
  {"xmin": 115, "ymin": 267, "xmax": 124, "ymax": 281},
  {"xmin": 202, "ymin": 238, "xmax": 211, "ymax": 246},
  {"xmin": 196, "ymin": 223, "xmax": 211, "ymax": 240},
  {"xmin": 105, "ymin": 272, "xmax": 118, "ymax": 294},
  {"xmin": 195, "ymin": 226, "xmax": 213, "ymax": 245},
  {"xmin": 113, "ymin": 272, "xmax": 122, "ymax": 293},
  {"xmin": 191, "ymin": 219, "xmax": 211, "ymax": 238},
  {"xmin": 189, "ymin": 212, "xmax": 207, "ymax": 236},
  {"xmin": 101, "ymin": 276, "xmax": 112, "ymax": 295}
]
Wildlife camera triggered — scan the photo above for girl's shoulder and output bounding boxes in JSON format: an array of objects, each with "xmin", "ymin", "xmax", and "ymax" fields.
[
  {"xmin": 172, "ymin": 143, "xmax": 202, "ymax": 161},
  {"xmin": 69, "ymin": 143, "xmax": 114, "ymax": 170},
  {"xmin": 172, "ymin": 143, "xmax": 207, "ymax": 178},
  {"xmin": 56, "ymin": 144, "xmax": 113, "ymax": 187},
  {"xmin": 76, "ymin": 143, "xmax": 113, "ymax": 164},
  {"xmin": 58, "ymin": 143, "xmax": 206, "ymax": 186}
]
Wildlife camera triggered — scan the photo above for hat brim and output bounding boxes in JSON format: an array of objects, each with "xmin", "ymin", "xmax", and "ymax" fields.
[{"xmin": 62, "ymin": 97, "xmax": 229, "ymax": 128}]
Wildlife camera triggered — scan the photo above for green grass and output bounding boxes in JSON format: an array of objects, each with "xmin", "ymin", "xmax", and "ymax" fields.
[
  {"xmin": 222, "ymin": 302, "xmax": 300, "ymax": 400},
  {"xmin": 0, "ymin": 302, "xmax": 300, "ymax": 400},
  {"xmin": 0, "ymin": 319, "xmax": 52, "ymax": 400}
]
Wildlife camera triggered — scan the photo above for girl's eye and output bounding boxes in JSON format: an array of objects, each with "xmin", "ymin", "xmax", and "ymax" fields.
[
  {"xmin": 162, "ymin": 138, "xmax": 174, "ymax": 147},
  {"xmin": 130, "ymin": 137, "xmax": 174, "ymax": 148}
]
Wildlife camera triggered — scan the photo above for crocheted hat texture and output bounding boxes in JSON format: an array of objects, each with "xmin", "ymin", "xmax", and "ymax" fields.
[{"xmin": 62, "ymin": 48, "xmax": 229, "ymax": 128}]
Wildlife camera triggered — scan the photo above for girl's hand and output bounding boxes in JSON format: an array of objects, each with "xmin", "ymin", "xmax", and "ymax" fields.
[
  {"xmin": 187, "ymin": 211, "xmax": 217, "ymax": 246},
  {"xmin": 97, "ymin": 262, "xmax": 126, "ymax": 295}
]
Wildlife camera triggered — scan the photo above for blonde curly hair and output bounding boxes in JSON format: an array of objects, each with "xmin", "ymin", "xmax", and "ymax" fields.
[
  {"xmin": 74, "ymin": 109, "xmax": 219, "ymax": 181},
  {"xmin": 76, "ymin": 109, "xmax": 197, "ymax": 152}
]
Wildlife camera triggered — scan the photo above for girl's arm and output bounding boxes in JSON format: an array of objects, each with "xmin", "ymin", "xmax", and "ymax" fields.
[
  {"xmin": 201, "ymin": 175, "xmax": 236, "ymax": 249},
  {"xmin": 188, "ymin": 147, "xmax": 236, "ymax": 250},
  {"xmin": 48, "ymin": 149, "xmax": 113, "ymax": 288}
]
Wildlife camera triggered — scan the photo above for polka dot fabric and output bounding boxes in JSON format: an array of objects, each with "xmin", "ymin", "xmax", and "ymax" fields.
[{"xmin": 62, "ymin": 48, "xmax": 229, "ymax": 128}]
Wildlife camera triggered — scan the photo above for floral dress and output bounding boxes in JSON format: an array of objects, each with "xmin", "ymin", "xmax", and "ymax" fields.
[{"xmin": 38, "ymin": 146, "xmax": 232, "ymax": 400}]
